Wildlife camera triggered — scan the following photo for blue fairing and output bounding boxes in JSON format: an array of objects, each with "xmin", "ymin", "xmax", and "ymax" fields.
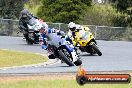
[
  {"xmin": 64, "ymin": 45, "xmax": 74, "ymax": 52},
  {"xmin": 48, "ymin": 28, "xmax": 55, "ymax": 33}
]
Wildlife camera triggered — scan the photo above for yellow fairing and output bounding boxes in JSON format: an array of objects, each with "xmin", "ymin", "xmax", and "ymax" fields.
[
  {"xmin": 78, "ymin": 33, "xmax": 94, "ymax": 46},
  {"xmin": 72, "ymin": 26, "xmax": 94, "ymax": 47}
]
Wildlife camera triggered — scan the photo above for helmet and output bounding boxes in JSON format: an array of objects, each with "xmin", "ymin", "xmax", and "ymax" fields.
[
  {"xmin": 20, "ymin": 9, "xmax": 30, "ymax": 19},
  {"xmin": 39, "ymin": 25, "xmax": 48, "ymax": 34},
  {"xmin": 68, "ymin": 22, "xmax": 75, "ymax": 28},
  {"xmin": 68, "ymin": 22, "xmax": 76, "ymax": 31}
]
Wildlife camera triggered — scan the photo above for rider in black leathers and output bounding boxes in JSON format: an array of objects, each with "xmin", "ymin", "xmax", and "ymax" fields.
[{"xmin": 19, "ymin": 9, "xmax": 38, "ymax": 42}]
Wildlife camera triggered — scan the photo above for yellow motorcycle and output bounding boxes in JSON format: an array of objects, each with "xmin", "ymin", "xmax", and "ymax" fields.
[{"xmin": 72, "ymin": 26, "xmax": 102, "ymax": 56}]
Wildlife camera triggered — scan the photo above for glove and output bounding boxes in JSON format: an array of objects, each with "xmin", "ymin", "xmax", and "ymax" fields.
[
  {"xmin": 57, "ymin": 32, "xmax": 61, "ymax": 35},
  {"xmin": 61, "ymin": 36, "xmax": 65, "ymax": 38},
  {"xmin": 41, "ymin": 44, "xmax": 47, "ymax": 50},
  {"xmin": 80, "ymin": 37, "xmax": 82, "ymax": 40}
]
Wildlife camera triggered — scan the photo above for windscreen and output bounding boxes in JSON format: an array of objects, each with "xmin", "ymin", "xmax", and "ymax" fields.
[{"xmin": 28, "ymin": 17, "xmax": 36, "ymax": 26}]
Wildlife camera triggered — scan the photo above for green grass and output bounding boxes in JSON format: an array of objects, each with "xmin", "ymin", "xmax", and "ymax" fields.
[
  {"xmin": 0, "ymin": 79, "xmax": 131, "ymax": 88},
  {"xmin": 0, "ymin": 49, "xmax": 48, "ymax": 67}
]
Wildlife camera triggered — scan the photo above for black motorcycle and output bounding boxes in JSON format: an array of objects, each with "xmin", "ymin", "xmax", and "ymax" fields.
[
  {"xmin": 25, "ymin": 29, "xmax": 40, "ymax": 44},
  {"xmin": 22, "ymin": 17, "xmax": 45, "ymax": 44}
]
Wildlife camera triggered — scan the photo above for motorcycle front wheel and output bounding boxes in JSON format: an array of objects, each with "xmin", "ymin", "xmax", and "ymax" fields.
[{"xmin": 58, "ymin": 49, "xmax": 74, "ymax": 66}]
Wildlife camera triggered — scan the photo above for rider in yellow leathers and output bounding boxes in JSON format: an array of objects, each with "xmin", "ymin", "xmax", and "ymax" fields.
[{"xmin": 67, "ymin": 22, "xmax": 102, "ymax": 56}]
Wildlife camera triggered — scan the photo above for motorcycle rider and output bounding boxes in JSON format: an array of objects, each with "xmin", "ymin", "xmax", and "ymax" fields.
[
  {"xmin": 39, "ymin": 27, "xmax": 65, "ymax": 59},
  {"xmin": 18, "ymin": 9, "xmax": 48, "ymax": 43},
  {"xmin": 67, "ymin": 22, "xmax": 89, "ymax": 45}
]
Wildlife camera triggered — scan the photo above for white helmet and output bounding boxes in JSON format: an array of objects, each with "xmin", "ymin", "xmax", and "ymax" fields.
[
  {"xmin": 68, "ymin": 22, "xmax": 76, "ymax": 31},
  {"xmin": 68, "ymin": 22, "xmax": 76, "ymax": 28}
]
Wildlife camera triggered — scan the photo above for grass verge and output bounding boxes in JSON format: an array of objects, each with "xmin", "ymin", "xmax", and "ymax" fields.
[
  {"xmin": 0, "ymin": 49, "xmax": 48, "ymax": 67},
  {"xmin": 0, "ymin": 73, "xmax": 131, "ymax": 88}
]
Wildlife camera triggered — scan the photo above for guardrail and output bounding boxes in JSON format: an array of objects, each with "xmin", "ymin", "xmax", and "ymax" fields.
[{"xmin": 0, "ymin": 18, "xmax": 132, "ymax": 41}]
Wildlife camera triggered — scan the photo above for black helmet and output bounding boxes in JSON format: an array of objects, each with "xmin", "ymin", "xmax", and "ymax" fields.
[{"xmin": 20, "ymin": 9, "xmax": 30, "ymax": 19}]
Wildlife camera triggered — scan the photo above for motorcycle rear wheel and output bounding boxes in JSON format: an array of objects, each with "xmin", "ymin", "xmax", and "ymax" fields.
[
  {"xmin": 91, "ymin": 43, "xmax": 102, "ymax": 56},
  {"xmin": 24, "ymin": 34, "xmax": 34, "ymax": 45},
  {"xmin": 26, "ymin": 39, "xmax": 34, "ymax": 44}
]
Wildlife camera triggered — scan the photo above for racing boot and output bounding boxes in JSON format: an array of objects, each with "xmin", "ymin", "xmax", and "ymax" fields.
[{"xmin": 48, "ymin": 54, "xmax": 56, "ymax": 59}]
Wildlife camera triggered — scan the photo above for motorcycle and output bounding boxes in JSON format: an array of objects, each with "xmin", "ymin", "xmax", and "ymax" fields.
[
  {"xmin": 72, "ymin": 26, "xmax": 102, "ymax": 56},
  {"xmin": 46, "ymin": 32, "xmax": 82, "ymax": 66},
  {"xmin": 25, "ymin": 17, "xmax": 47, "ymax": 44}
]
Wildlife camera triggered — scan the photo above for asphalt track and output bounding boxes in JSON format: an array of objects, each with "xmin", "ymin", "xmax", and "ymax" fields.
[{"xmin": 0, "ymin": 36, "xmax": 132, "ymax": 74}]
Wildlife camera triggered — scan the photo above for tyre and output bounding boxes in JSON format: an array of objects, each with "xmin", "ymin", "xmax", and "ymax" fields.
[
  {"xmin": 26, "ymin": 38, "xmax": 34, "ymax": 45},
  {"xmin": 58, "ymin": 50, "xmax": 74, "ymax": 66},
  {"xmin": 24, "ymin": 33, "xmax": 34, "ymax": 45},
  {"xmin": 91, "ymin": 43, "xmax": 102, "ymax": 56},
  {"xmin": 86, "ymin": 45, "xmax": 95, "ymax": 54}
]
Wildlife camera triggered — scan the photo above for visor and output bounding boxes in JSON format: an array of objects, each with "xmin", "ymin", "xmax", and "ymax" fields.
[
  {"xmin": 22, "ymin": 14, "xmax": 27, "ymax": 18},
  {"xmin": 70, "ymin": 27, "xmax": 76, "ymax": 31}
]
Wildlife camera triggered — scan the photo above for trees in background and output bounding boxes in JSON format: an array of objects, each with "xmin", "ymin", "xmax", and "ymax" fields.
[
  {"xmin": 112, "ymin": 0, "xmax": 131, "ymax": 13},
  {"xmin": 37, "ymin": 0, "xmax": 131, "ymax": 27},
  {"xmin": 24, "ymin": 0, "xmax": 41, "ymax": 15},
  {"xmin": 0, "ymin": 0, "xmax": 131, "ymax": 27},
  {"xmin": 0, "ymin": 0, "xmax": 24, "ymax": 19},
  {"xmin": 112, "ymin": 0, "xmax": 132, "ymax": 27},
  {"xmin": 37, "ymin": 0, "xmax": 92, "ymax": 23},
  {"xmin": 81, "ymin": 4, "xmax": 118, "ymax": 26}
]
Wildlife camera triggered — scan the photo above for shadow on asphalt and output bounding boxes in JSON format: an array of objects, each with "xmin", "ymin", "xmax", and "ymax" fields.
[
  {"xmin": 44, "ymin": 65, "xmax": 74, "ymax": 68},
  {"xmin": 79, "ymin": 53, "xmax": 98, "ymax": 56},
  {"xmin": 18, "ymin": 43, "xmax": 40, "ymax": 46}
]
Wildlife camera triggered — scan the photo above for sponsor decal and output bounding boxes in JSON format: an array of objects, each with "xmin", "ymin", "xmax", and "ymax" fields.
[{"xmin": 76, "ymin": 66, "xmax": 131, "ymax": 85}]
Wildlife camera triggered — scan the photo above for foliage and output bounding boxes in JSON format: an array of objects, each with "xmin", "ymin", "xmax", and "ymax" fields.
[
  {"xmin": 112, "ymin": 0, "xmax": 132, "ymax": 13},
  {"xmin": 123, "ymin": 28, "xmax": 132, "ymax": 41},
  {"xmin": 0, "ymin": 0, "xmax": 5, "ymax": 7},
  {"xmin": 37, "ymin": 0, "xmax": 92, "ymax": 23},
  {"xmin": 82, "ymin": 3, "xmax": 132, "ymax": 27},
  {"xmin": 112, "ymin": 13, "xmax": 128, "ymax": 27},
  {"xmin": 112, "ymin": 0, "xmax": 132, "ymax": 27},
  {"xmin": 0, "ymin": 0, "xmax": 24, "ymax": 19},
  {"xmin": 81, "ymin": 4, "xmax": 119, "ymax": 26},
  {"xmin": 24, "ymin": 0, "xmax": 41, "ymax": 15}
]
